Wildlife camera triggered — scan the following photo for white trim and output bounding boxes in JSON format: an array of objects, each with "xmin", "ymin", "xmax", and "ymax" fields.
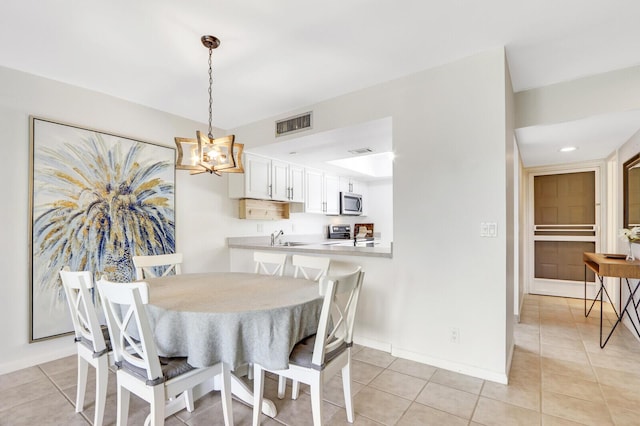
[
  {"xmin": 391, "ymin": 347, "xmax": 509, "ymax": 384},
  {"xmin": 0, "ymin": 346, "xmax": 75, "ymax": 375}
]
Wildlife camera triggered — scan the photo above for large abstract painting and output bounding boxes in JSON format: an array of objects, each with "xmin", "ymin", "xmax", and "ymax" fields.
[{"xmin": 29, "ymin": 117, "xmax": 175, "ymax": 341}]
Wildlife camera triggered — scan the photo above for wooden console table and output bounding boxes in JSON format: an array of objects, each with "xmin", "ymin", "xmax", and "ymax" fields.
[{"xmin": 583, "ymin": 252, "xmax": 640, "ymax": 348}]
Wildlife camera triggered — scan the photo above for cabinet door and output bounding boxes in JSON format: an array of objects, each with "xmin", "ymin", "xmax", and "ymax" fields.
[
  {"xmin": 305, "ymin": 169, "xmax": 324, "ymax": 213},
  {"xmin": 339, "ymin": 176, "xmax": 351, "ymax": 194},
  {"xmin": 271, "ymin": 160, "xmax": 289, "ymax": 201},
  {"xmin": 289, "ymin": 164, "xmax": 305, "ymax": 203},
  {"xmin": 324, "ymin": 174, "xmax": 340, "ymax": 215},
  {"xmin": 245, "ymin": 154, "xmax": 271, "ymax": 199}
]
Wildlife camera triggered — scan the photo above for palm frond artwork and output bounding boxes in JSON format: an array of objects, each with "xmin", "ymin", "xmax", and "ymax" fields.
[{"xmin": 30, "ymin": 118, "xmax": 175, "ymax": 340}]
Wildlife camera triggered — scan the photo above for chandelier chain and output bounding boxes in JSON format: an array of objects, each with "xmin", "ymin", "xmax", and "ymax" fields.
[{"xmin": 207, "ymin": 46, "xmax": 214, "ymax": 140}]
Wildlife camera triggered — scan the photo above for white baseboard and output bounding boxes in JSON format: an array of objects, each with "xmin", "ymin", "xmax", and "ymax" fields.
[
  {"xmin": 0, "ymin": 346, "xmax": 76, "ymax": 375},
  {"xmin": 353, "ymin": 336, "xmax": 391, "ymax": 353},
  {"xmin": 391, "ymin": 346, "xmax": 509, "ymax": 384}
]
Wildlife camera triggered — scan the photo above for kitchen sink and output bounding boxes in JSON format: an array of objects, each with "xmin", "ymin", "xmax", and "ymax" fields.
[{"xmin": 278, "ymin": 241, "xmax": 309, "ymax": 247}]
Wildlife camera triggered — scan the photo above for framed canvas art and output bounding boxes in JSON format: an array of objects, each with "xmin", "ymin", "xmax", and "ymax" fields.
[{"xmin": 29, "ymin": 117, "xmax": 176, "ymax": 341}]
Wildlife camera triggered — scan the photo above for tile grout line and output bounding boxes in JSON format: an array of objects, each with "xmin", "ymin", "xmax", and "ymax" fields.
[{"xmin": 37, "ymin": 364, "xmax": 91, "ymax": 425}]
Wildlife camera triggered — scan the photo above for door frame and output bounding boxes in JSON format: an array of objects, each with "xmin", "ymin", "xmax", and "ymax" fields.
[{"xmin": 525, "ymin": 161, "xmax": 606, "ymax": 299}]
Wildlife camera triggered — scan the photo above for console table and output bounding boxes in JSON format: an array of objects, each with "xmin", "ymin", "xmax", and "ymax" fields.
[{"xmin": 583, "ymin": 252, "xmax": 640, "ymax": 348}]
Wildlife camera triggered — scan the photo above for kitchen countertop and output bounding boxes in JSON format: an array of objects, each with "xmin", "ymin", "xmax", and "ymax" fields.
[{"xmin": 227, "ymin": 236, "xmax": 393, "ymax": 258}]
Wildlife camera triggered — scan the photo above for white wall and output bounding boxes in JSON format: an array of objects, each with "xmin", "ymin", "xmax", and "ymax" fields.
[
  {"xmin": 616, "ymin": 130, "xmax": 640, "ymax": 338},
  {"xmin": 515, "ymin": 64, "xmax": 640, "ymax": 128}
]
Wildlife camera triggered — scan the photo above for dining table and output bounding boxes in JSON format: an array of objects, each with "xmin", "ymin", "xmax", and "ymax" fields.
[{"xmin": 142, "ymin": 271, "xmax": 323, "ymax": 416}]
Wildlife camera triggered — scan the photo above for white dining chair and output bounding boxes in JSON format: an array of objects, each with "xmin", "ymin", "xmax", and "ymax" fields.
[
  {"xmin": 59, "ymin": 267, "xmax": 110, "ymax": 426},
  {"xmin": 253, "ymin": 251, "xmax": 287, "ymax": 276},
  {"xmin": 292, "ymin": 254, "xmax": 331, "ymax": 281},
  {"xmin": 97, "ymin": 278, "xmax": 234, "ymax": 426},
  {"xmin": 252, "ymin": 267, "xmax": 365, "ymax": 426},
  {"xmin": 277, "ymin": 254, "xmax": 331, "ymax": 398},
  {"xmin": 132, "ymin": 253, "xmax": 183, "ymax": 280}
]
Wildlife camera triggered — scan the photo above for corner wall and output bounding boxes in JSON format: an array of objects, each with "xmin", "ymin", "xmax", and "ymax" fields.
[{"xmin": 232, "ymin": 48, "xmax": 513, "ymax": 381}]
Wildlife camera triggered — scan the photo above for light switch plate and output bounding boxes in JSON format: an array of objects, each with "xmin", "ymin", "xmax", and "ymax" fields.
[
  {"xmin": 480, "ymin": 222, "xmax": 489, "ymax": 237},
  {"xmin": 488, "ymin": 222, "xmax": 497, "ymax": 237}
]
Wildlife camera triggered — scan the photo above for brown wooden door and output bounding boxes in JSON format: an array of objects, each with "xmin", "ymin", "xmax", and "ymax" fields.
[{"xmin": 530, "ymin": 170, "xmax": 597, "ymax": 298}]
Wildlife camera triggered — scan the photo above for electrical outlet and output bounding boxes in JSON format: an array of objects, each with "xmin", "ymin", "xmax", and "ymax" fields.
[{"xmin": 450, "ymin": 327, "xmax": 460, "ymax": 344}]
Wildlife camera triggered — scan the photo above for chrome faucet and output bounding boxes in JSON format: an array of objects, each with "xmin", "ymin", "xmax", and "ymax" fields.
[{"xmin": 270, "ymin": 229, "xmax": 284, "ymax": 246}]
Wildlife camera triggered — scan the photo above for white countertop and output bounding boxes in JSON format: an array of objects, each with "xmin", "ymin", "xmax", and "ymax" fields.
[{"xmin": 227, "ymin": 236, "xmax": 393, "ymax": 258}]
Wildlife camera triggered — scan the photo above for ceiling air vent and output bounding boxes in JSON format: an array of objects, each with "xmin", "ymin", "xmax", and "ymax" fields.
[
  {"xmin": 275, "ymin": 111, "xmax": 312, "ymax": 137},
  {"xmin": 348, "ymin": 148, "xmax": 374, "ymax": 155}
]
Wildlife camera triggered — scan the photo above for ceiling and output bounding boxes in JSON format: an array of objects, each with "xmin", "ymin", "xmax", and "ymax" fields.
[{"xmin": 2, "ymin": 0, "xmax": 640, "ymax": 169}]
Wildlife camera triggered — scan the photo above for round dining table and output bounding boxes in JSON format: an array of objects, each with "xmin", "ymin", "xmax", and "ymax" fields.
[
  {"xmin": 144, "ymin": 272, "xmax": 323, "ymax": 371},
  {"xmin": 142, "ymin": 272, "xmax": 323, "ymax": 416}
]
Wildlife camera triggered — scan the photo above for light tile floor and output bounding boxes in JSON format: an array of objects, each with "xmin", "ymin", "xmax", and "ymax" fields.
[{"xmin": 2, "ymin": 294, "xmax": 640, "ymax": 425}]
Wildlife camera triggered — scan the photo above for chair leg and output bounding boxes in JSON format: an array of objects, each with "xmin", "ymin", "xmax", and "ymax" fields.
[
  {"xmin": 76, "ymin": 354, "xmax": 89, "ymax": 412},
  {"xmin": 277, "ymin": 375, "xmax": 287, "ymax": 399},
  {"xmin": 117, "ymin": 385, "xmax": 131, "ymax": 426},
  {"xmin": 310, "ymin": 375, "xmax": 323, "ymax": 426},
  {"xmin": 252, "ymin": 365, "xmax": 265, "ymax": 426},
  {"xmin": 341, "ymin": 364, "xmax": 354, "ymax": 423},
  {"xmin": 149, "ymin": 386, "xmax": 165, "ymax": 426},
  {"xmin": 184, "ymin": 389, "xmax": 195, "ymax": 412},
  {"xmin": 220, "ymin": 364, "xmax": 234, "ymax": 426},
  {"xmin": 94, "ymin": 357, "xmax": 109, "ymax": 426},
  {"xmin": 292, "ymin": 380, "xmax": 300, "ymax": 400}
]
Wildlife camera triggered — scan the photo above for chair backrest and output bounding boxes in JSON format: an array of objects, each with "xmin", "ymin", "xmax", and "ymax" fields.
[
  {"xmin": 96, "ymin": 278, "xmax": 160, "ymax": 383},
  {"xmin": 132, "ymin": 253, "xmax": 183, "ymax": 280},
  {"xmin": 59, "ymin": 267, "xmax": 107, "ymax": 355},
  {"xmin": 292, "ymin": 255, "xmax": 331, "ymax": 281},
  {"xmin": 312, "ymin": 267, "xmax": 364, "ymax": 367},
  {"xmin": 253, "ymin": 252, "xmax": 287, "ymax": 276}
]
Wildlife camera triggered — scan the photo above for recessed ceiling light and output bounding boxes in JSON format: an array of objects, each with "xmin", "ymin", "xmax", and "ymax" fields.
[{"xmin": 559, "ymin": 146, "xmax": 577, "ymax": 152}]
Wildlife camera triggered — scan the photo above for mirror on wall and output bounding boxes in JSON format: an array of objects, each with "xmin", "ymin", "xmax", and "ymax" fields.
[{"xmin": 624, "ymin": 153, "xmax": 640, "ymax": 228}]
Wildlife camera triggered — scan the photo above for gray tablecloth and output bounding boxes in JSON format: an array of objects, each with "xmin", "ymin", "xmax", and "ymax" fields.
[{"xmin": 144, "ymin": 272, "xmax": 323, "ymax": 371}]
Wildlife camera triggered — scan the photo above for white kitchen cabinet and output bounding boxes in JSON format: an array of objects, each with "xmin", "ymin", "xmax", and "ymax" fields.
[
  {"xmin": 324, "ymin": 174, "xmax": 340, "ymax": 214},
  {"xmin": 339, "ymin": 177, "xmax": 365, "ymax": 194},
  {"xmin": 242, "ymin": 153, "xmax": 272, "ymax": 199},
  {"xmin": 288, "ymin": 164, "xmax": 305, "ymax": 203},
  {"xmin": 271, "ymin": 159, "xmax": 289, "ymax": 201},
  {"xmin": 229, "ymin": 153, "xmax": 305, "ymax": 202},
  {"xmin": 305, "ymin": 168, "xmax": 339, "ymax": 215}
]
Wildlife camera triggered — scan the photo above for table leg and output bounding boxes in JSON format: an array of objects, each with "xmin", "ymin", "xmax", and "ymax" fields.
[
  {"xmin": 584, "ymin": 266, "xmax": 602, "ymax": 318},
  {"xmin": 600, "ymin": 277, "xmax": 636, "ymax": 348},
  {"xmin": 209, "ymin": 373, "xmax": 277, "ymax": 417}
]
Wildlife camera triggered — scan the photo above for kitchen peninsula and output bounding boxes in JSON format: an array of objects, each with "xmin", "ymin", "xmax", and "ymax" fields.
[
  {"xmin": 227, "ymin": 235, "xmax": 394, "ymax": 352},
  {"xmin": 227, "ymin": 236, "xmax": 393, "ymax": 258}
]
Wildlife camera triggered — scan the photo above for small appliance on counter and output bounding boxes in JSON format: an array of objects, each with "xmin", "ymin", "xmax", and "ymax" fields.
[{"xmin": 328, "ymin": 224, "xmax": 351, "ymax": 239}]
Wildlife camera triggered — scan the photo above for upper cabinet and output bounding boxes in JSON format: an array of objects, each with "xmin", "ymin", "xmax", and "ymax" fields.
[
  {"xmin": 306, "ymin": 169, "xmax": 340, "ymax": 215},
  {"xmin": 230, "ymin": 152, "xmax": 368, "ymax": 216},
  {"xmin": 229, "ymin": 153, "xmax": 305, "ymax": 202},
  {"xmin": 339, "ymin": 177, "xmax": 365, "ymax": 195}
]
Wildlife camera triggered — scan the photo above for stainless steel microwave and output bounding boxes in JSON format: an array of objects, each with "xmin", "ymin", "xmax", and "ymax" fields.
[{"xmin": 340, "ymin": 192, "xmax": 363, "ymax": 215}]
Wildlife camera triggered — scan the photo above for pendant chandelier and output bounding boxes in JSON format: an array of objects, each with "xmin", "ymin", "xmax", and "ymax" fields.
[{"xmin": 175, "ymin": 35, "xmax": 244, "ymax": 175}]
